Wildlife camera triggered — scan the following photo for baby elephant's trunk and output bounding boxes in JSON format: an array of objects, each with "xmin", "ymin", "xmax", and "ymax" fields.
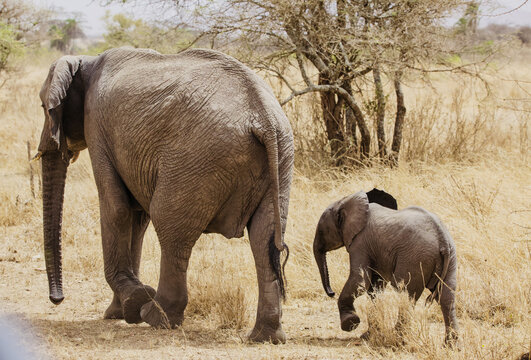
[{"xmin": 313, "ymin": 232, "xmax": 335, "ymax": 297}]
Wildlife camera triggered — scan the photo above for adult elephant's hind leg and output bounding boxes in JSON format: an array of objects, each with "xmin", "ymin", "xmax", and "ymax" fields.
[
  {"xmin": 247, "ymin": 195, "xmax": 286, "ymax": 344},
  {"xmin": 104, "ymin": 210, "xmax": 152, "ymax": 320},
  {"xmin": 139, "ymin": 201, "xmax": 199, "ymax": 329}
]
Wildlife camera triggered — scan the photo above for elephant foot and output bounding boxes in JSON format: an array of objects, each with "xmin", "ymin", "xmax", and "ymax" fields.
[
  {"xmin": 444, "ymin": 329, "xmax": 460, "ymax": 349},
  {"xmin": 140, "ymin": 300, "xmax": 182, "ymax": 329},
  {"xmin": 103, "ymin": 301, "xmax": 124, "ymax": 320},
  {"xmin": 341, "ymin": 313, "xmax": 360, "ymax": 332},
  {"xmin": 247, "ymin": 326, "xmax": 286, "ymax": 344},
  {"xmin": 122, "ymin": 285, "xmax": 156, "ymax": 324}
]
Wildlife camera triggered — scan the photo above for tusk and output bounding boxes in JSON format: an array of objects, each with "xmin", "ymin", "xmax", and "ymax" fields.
[
  {"xmin": 70, "ymin": 152, "xmax": 80, "ymax": 164},
  {"xmin": 31, "ymin": 152, "xmax": 43, "ymax": 162}
]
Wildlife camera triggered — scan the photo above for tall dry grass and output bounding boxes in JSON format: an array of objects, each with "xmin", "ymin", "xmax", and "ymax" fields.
[
  {"xmin": 0, "ymin": 51, "xmax": 529, "ymax": 359},
  {"xmin": 277, "ymin": 50, "xmax": 531, "ymax": 170}
]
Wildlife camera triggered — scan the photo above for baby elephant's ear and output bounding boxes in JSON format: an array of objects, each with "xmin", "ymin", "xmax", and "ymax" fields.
[
  {"xmin": 366, "ymin": 188, "xmax": 398, "ymax": 210},
  {"xmin": 337, "ymin": 191, "xmax": 369, "ymax": 248}
]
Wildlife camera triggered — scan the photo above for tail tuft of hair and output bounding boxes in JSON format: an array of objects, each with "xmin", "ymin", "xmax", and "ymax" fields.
[{"xmin": 269, "ymin": 234, "xmax": 289, "ymax": 300}]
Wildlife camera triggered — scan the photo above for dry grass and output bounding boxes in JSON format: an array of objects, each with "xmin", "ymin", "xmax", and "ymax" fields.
[{"xmin": 0, "ymin": 52, "xmax": 530, "ymax": 359}]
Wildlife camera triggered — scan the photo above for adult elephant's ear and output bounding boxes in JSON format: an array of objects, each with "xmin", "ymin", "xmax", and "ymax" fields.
[
  {"xmin": 38, "ymin": 56, "xmax": 81, "ymax": 162},
  {"xmin": 337, "ymin": 191, "xmax": 369, "ymax": 248},
  {"xmin": 366, "ymin": 188, "xmax": 398, "ymax": 210}
]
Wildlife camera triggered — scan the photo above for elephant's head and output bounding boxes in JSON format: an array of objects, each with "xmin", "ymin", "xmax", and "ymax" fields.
[
  {"xmin": 313, "ymin": 189, "xmax": 397, "ymax": 297},
  {"xmin": 36, "ymin": 56, "xmax": 88, "ymax": 305}
]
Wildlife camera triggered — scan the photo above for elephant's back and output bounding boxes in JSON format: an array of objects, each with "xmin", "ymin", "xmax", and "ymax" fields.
[
  {"xmin": 368, "ymin": 206, "xmax": 441, "ymax": 262},
  {"xmin": 93, "ymin": 48, "xmax": 289, "ymax": 142},
  {"xmin": 92, "ymin": 46, "xmax": 290, "ymax": 177}
]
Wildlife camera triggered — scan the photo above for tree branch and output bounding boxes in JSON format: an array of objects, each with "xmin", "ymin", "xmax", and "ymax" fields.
[
  {"xmin": 255, "ymin": 64, "xmax": 296, "ymax": 93},
  {"xmin": 280, "ymin": 83, "xmax": 360, "ymax": 114},
  {"xmin": 295, "ymin": 49, "xmax": 312, "ymax": 87}
]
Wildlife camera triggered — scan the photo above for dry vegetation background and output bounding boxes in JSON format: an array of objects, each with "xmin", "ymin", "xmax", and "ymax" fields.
[{"xmin": 0, "ymin": 48, "xmax": 530, "ymax": 359}]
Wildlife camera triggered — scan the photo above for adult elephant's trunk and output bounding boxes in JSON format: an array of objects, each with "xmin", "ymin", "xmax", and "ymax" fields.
[
  {"xmin": 313, "ymin": 232, "xmax": 335, "ymax": 297},
  {"xmin": 41, "ymin": 151, "xmax": 68, "ymax": 304}
]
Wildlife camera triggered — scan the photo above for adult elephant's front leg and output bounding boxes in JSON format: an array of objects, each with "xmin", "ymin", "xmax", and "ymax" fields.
[
  {"xmin": 92, "ymin": 156, "xmax": 155, "ymax": 323},
  {"xmin": 104, "ymin": 210, "xmax": 151, "ymax": 320},
  {"xmin": 247, "ymin": 195, "xmax": 286, "ymax": 344}
]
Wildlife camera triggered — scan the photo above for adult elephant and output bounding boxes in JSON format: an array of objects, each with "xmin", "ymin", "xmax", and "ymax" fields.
[{"xmin": 35, "ymin": 47, "xmax": 294, "ymax": 344}]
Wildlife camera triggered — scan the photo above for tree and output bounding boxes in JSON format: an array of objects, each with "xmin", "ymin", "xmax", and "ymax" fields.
[
  {"xmin": 516, "ymin": 26, "xmax": 531, "ymax": 45},
  {"xmin": 48, "ymin": 17, "xmax": 85, "ymax": 54},
  {"xmin": 108, "ymin": 0, "xmax": 490, "ymax": 166},
  {"xmin": 0, "ymin": 21, "xmax": 21, "ymax": 74},
  {"xmin": 456, "ymin": 1, "xmax": 479, "ymax": 37},
  {"xmin": 0, "ymin": 0, "xmax": 50, "ymax": 77},
  {"xmin": 101, "ymin": 12, "xmax": 196, "ymax": 54},
  {"xmin": 0, "ymin": 0, "xmax": 49, "ymax": 35}
]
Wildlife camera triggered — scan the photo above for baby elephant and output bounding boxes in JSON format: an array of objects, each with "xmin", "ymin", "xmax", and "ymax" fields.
[{"xmin": 313, "ymin": 189, "xmax": 458, "ymax": 344}]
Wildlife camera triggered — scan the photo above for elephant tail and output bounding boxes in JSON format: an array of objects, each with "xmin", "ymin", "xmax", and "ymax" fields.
[
  {"xmin": 251, "ymin": 122, "xmax": 286, "ymax": 253},
  {"xmin": 252, "ymin": 120, "xmax": 288, "ymax": 299},
  {"xmin": 269, "ymin": 234, "xmax": 289, "ymax": 300},
  {"xmin": 426, "ymin": 248, "xmax": 450, "ymax": 304},
  {"xmin": 426, "ymin": 223, "xmax": 453, "ymax": 304}
]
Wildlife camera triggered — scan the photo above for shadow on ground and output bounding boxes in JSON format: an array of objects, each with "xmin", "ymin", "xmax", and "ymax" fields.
[{"xmin": 23, "ymin": 316, "xmax": 363, "ymax": 351}]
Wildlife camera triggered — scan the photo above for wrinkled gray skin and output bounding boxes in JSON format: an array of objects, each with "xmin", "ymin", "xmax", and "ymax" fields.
[
  {"xmin": 313, "ymin": 191, "xmax": 458, "ymax": 344},
  {"xmin": 36, "ymin": 47, "xmax": 294, "ymax": 344}
]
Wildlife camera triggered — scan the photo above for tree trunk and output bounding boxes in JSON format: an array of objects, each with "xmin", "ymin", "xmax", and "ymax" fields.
[
  {"xmin": 343, "ymin": 82, "xmax": 370, "ymax": 160},
  {"xmin": 373, "ymin": 66, "xmax": 387, "ymax": 160},
  {"xmin": 319, "ymin": 75, "xmax": 345, "ymax": 165},
  {"xmin": 345, "ymin": 106, "xmax": 358, "ymax": 152},
  {"xmin": 391, "ymin": 72, "xmax": 406, "ymax": 166}
]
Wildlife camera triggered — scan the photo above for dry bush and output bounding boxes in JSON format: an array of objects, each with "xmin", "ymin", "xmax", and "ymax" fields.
[
  {"xmin": 363, "ymin": 287, "xmax": 417, "ymax": 349},
  {"xmin": 0, "ymin": 192, "xmax": 38, "ymax": 226},
  {"xmin": 357, "ymin": 284, "xmax": 530, "ymax": 359},
  {"xmin": 399, "ymin": 85, "xmax": 512, "ymax": 163},
  {"xmin": 187, "ymin": 269, "xmax": 251, "ymax": 330},
  {"xmin": 282, "ymin": 91, "xmax": 332, "ymax": 170},
  {"xmin": 184, "ymin": 236, "xmax": 253, "ymax": 331},
  {"xmin": 443, "ymin": 175, "xmax": 501, "ymax": 229}
]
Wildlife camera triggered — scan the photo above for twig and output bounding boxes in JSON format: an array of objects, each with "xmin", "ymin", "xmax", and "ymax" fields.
[
  {"xmin": 26, "ymin": 141, "xmax": 35, "ymax": 199},
  {"xmin": 482, "ymin": 0, "xmax": 529, "ymax": 17}
]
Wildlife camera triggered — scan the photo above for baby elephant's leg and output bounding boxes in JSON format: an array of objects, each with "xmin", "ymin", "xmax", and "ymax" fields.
[
  {"xmin": 439, "ymin": 279, "xmax": 458, "ymax": 345},
  {"xmin": 338, "ymin": 249, "xmax": 371, "ymax": 331}
]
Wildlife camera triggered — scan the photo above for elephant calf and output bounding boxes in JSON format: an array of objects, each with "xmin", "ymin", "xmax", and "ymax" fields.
[{"xmin": 313, "ymin": 189, "xmax": 458, "ymax": 344}]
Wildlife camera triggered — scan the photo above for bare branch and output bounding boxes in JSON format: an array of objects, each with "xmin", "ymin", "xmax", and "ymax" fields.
[
  {"xmin": 280, "ymin": 83, "xmax": 363, "ymax": 117},
  {"xmin": 482, "ymin": 0, "xmax": 528, "ymax": 17},
  {"xmin": 294, "ymin": 49, "xmax": 313, "ymax": 87},
  {"xmin": 255, "ymin": 64, "xmax": 296, "ymax": 93},
  {"xmin": 353, "ymin": 67, "xmax": 372, "ymax": 78}
]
